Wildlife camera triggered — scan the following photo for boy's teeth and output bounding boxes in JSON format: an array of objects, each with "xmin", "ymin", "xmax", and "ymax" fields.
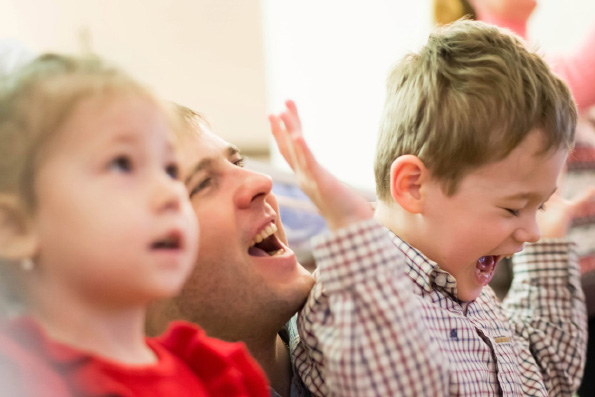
[
  {"xmin": 268, "ymin": 249, "xmax": 285, "ymax": 257},
  {"xmin": 250, "ymin": 223, "xmax": 278, "ymax": 247}
]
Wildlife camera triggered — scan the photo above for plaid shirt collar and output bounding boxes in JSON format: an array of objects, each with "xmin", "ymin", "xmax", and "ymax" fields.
[{"xmin": 385, "ymin": 228, "xmax": 463, "ymax": 300}]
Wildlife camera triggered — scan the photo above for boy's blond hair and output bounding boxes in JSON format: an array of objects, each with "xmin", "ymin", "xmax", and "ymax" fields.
[
  {"xmin": 374, "ymin": 20, "xmax": 576, "ymax": 200},
  {"xmin": 0, "ymin": 53, "xmax": 166, "ymax": 210}
]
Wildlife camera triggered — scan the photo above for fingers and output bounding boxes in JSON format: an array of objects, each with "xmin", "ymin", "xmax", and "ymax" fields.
[
  {"xmin": 268, "ymin": 115, "xmax": 291, "ymax": 165},
  {"xmin": 266, "ymin": 194, "xmax": 289, "ymax": 246},
  {"xmin": 570, "ymin": 187, "xmax": 595, "ymax": 215},
  {"xmin": 292, "ymin": 133, "xmax": 317, "ymax": 174},
  {"xmin": 284, "ymin": 100, "xmax": 302, "ymax": 131}
]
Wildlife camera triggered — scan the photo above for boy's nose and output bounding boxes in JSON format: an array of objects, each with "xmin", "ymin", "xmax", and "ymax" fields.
[
  {"xmin": 234, "ymin": 168, "xmax": 273, "ymax": 209},
  {"xmin": 513, "ymin": 215, "xmax": 541, "ymax": 244}
]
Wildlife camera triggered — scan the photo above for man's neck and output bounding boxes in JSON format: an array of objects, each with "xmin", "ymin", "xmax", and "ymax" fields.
[{"xmin": 243, "ymin": 333, "xmax": 292, "ymax": 397}]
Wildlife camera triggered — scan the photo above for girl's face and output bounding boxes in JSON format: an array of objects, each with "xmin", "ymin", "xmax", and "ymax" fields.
[
  {"xmin": 30, "ymin": 94, "xmax": 199, "ymax": 308},
  {"xmin": 471, "ymin": 0, "xmax": 537, "ymax": 22}
]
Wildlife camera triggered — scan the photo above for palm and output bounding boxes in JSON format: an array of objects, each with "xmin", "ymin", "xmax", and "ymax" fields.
[{"xmin": 269, "ymin": 101, "xmax": 373, "ymax": 230}]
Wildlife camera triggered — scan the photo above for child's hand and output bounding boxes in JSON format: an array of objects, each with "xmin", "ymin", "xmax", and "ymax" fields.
[
  {"xmin": 269, "ymin": 100, "xmax": 373, "ymax": 230},
  {"xmin": 266, "ymin": 194, "xmax": 289, "ymax": 246},
  {"xmin": 537, "ymin": 187, "xmax": 595, "ymax": 239}
]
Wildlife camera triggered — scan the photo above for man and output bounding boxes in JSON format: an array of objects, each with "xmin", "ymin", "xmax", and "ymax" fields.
[{"xmin": 146, "ymin": 107, "xmax": 315, "ymax": 396}]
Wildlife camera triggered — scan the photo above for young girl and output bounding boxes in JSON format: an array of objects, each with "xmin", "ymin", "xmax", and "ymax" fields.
[{"xmin": 0, "ymin": 54, "xmax": 269, "ymax": 396}]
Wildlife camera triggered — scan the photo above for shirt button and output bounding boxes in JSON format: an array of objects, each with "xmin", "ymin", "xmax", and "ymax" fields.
[{"xmin": 435, "ymin": 274, "xmax": 447, "ymax": 287}]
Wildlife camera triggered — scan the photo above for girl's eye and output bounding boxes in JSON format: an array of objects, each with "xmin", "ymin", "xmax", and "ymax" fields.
[
  {"xmin": 109, "ymin": 156, "xmax": 133, "ymax": 173},
  {"xmin": 189, "ymin": 177, "xmax": 212, "ymax": 198},
  {"xmin": 538, "ymin": 203, "xmax": 547, "ymax": 211},
  {"xmin": 165, "ymin": 163, "xmax": 179, "ymax": 179},
  {"xmin": 505, "ymin": 208, "xmax": 520, "ymax": 217}
]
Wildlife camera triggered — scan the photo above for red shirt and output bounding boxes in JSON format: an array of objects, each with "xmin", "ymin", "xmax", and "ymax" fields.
[{"xmin": 0, "ymin": 317, "xmax": 269, "ymax": 396}]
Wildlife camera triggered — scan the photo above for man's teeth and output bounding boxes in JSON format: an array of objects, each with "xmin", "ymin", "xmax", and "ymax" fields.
[
  {"xmin": 268, "ymin": 249, "xmax": 285, "ymax": 257},
  {"xmin": 249, "ymin": 223, "xmax": 278, "ymax": 247}
]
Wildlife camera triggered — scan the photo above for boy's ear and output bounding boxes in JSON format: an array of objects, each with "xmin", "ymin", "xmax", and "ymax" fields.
[
  {"xmin": 0, "ymin": 195, "xmax": 38, "ymax": 261},
  {"xmin": 389, "ymin": 155, "xmax": 428, "ymax": 214}
]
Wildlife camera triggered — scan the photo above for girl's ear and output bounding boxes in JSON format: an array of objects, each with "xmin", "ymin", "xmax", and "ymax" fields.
[
  {"xmin": 389, "ymin": 155, "xmax": 430, "ymax": 214},
  {"xmin": 0, "ymin": 195, "xmax": 38, "ymax": 261}
]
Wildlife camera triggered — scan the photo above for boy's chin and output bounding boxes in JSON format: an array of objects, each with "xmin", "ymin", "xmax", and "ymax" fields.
[{"xmin": 457, "ymin": 286, "xmax": 484, "ymax": 302}]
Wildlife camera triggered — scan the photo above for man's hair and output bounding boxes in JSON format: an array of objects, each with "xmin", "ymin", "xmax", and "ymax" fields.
[
  {"xmin": 172, "ymin": 103, "xmax": 209, "ymax": 141},
  {"xmin": 374, "ymin": 19, "xmax": 576, "ymax": 200}
]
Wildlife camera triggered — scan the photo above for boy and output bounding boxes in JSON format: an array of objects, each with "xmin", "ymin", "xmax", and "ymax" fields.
[{"xmin": 274, "ymin": 20, "xmax": 588, "ymax": 396}]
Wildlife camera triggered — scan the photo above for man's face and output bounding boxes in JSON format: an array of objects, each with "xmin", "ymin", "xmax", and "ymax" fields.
[
  {"xmin": 414, "ymin": 129, "xmax": 567, "ymax": 301},
  {"xmin": 175, "ymin": 126, "xmax": 314, "ymax": 338}
]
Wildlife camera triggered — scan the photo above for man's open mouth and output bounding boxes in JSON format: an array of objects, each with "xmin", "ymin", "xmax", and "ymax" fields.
[{"xmin": 248, "ymin": 223, "xmax": 286, "ymax": 257}]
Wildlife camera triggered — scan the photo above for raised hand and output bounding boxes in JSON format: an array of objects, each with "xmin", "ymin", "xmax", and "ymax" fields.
[
  {"xmin": 537, "ymin": 187, "xmax": 595, "ymax": 239},
  {"xmin": 269, "ymin": 100, "xmax": 373, "ymax": 230}
]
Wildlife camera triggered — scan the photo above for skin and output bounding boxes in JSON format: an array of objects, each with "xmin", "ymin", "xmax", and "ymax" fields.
[{"xmin": 22, "ymin": 94, "xmax": 198, "ymax": 364}]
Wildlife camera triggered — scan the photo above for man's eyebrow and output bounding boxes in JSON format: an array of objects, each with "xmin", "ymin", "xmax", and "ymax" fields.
[
  {"xmin": 184, "ymin": 145, "xmax": 240, "ymax": 184},
  {"xmin": 184, "ymin": 158, "xmax": 214, "ymax": 184},
  {"xmin": 228, "ymin": 145, "xmax": 241, "ymax": 157}
]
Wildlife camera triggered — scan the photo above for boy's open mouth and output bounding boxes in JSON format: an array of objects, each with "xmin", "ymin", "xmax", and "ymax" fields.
[
  {"xmin": 248, "ymin": 223, "xmax": 286, "ymax": 257},
  {"xmin": 475, "ymin": 255, "xmax": 501, "ymax": 286}
]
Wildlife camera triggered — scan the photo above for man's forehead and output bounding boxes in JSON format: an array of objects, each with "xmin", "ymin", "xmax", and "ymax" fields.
[
  {"xmin": 182, "ymin": 132, "xmax": 241, "ymax": 181},
  {"xmin": 198, "ymin": 129, "xmax": 240, "ymax": 157}
]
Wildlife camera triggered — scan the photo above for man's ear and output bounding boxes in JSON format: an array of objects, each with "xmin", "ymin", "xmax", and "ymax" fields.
[
  {"xmin": 389, "ymin": 155, "xmax": 429, "ymax": 214},
  {"xmin": 0, "ymin": 194, "xmax": 38, "ymax": 261}
]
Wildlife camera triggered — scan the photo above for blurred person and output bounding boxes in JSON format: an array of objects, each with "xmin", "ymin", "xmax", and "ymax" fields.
[
  {"xmin": 0, "ymin": 53, "xmax": 269, "ymax": 396},
  {"xmin": 433, "ymin": 0, "xmax": 595, "ymax": 111},
  {"xmin": 0, "ymin": 38, "xmax": 36, "ymax": 319}
]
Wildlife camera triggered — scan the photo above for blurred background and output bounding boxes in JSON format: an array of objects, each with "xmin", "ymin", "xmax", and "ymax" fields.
[{"xmin": 2, "ymin": 0, "xmax": 594, "ymax": 192}]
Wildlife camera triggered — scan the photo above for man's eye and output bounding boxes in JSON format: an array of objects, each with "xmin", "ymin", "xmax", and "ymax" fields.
[
  {"xmin": 109, "ymin": 156, "xmax": 133, "ymax": 173},
  {"xmin": 189, "ymin": 177, "xmax": 212, "ymax": 197},
  {"xmin": 165, "ymin": 163, "xmax": 179, "ymax": 179},
  {"xmin": 233, "ymin": 157, "xmax": 245, "ymax": 167},
  {"xmin": 505, "ymin": 208, "xmax": 520, "ymax": 217}
]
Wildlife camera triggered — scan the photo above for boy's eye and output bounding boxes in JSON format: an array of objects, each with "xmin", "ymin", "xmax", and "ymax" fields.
[
  {"xmin": 505, "ymin": 208, "xmax": 520, "ymax": 217},
  {"xmin": 538, "ymin": 203, "xmax": 547, "ymax": 211},
  {"xmin": 165, "ymin": 163, "xmax": 179, "ymax": 179},
  {"xmin": 189, "ymin": 177, "xmax": 212, "ymax": 198},
  {"xmin": 109, "ymin": 156, "xmax": 133, "ymax": 173}
]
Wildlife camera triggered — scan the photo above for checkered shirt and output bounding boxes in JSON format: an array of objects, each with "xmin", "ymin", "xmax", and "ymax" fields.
[
  {"xmin": 292, "ymin": 219, "xmax": 449, "ymax": 396},
  {"xmin": 292, "ymin": 220, "xmax": 587, "ymax": 396}
]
